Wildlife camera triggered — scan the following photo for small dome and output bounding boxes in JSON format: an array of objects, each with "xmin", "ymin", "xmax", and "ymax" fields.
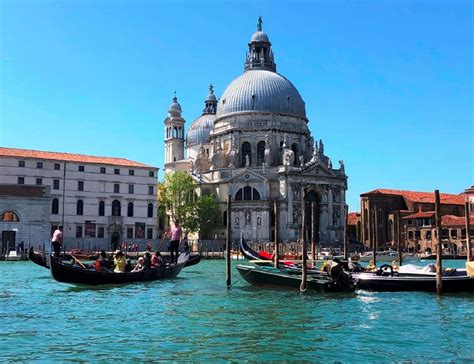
[
  {"xmin": 168, "ymin": 96, "xmax": 182, "ymax": 117},
  {"xmin": 186, "ymin": 114, "xmax": 216, "ymax": 147},
  {"xmin": 250, "ymin": 31, "xmax": 269, "ymax": 43},
  {"xmin": 216, "ymin": 70, "xmax": 306, "ymax": 119}
]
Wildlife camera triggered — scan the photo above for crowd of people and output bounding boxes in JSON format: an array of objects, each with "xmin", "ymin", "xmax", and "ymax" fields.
[{"xmin": 93, "ymin": 249, "xmax": 167, "ymax": 273}]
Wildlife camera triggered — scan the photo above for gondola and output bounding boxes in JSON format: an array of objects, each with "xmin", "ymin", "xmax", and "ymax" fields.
[
  {"xmin": 182, "ymin": 252, "xmax": 201, "ymax": 268},
  {"xmin": 49, "ymin": 254, "xmax": 188, "ymax": 286},
  {"xmin": 236, "ymin": 264, "xmax": 356, "ymax": 292},
  {"xmin": 352, "ymin": 265, "xmax": 474, "ymax": 292},
  {"xmin": 29, "ymin": 247, "xmax": 73, "ymax": 268}
]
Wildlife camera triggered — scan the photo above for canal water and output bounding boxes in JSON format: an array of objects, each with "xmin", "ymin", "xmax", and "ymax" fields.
[{"xmin": 1, "ymin": 259, "xmax": 473, "ymax": 362}]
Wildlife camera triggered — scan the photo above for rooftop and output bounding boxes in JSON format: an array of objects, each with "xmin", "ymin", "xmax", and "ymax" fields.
[
  {"xmin": 361, "ymin": 188, "xmax": 465, "ymax": 205},
  {"xmin": 0, "ymin": 147, "xmax": 156, "ymax": 169}
]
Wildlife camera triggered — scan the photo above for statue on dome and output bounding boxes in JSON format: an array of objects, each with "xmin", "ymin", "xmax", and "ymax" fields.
[
  {"xmin": 257, "ymin": 16, "xmax": 263, "ymax": 32},
  {"xmin": 319, "ymin": 139, "xmax": 325, "ymax": 155},
  {"xmin": 339, "ymin": 160, "xmax": 345, "ymax": 171}
]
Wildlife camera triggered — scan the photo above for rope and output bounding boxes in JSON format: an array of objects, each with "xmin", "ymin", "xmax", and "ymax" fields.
[
  {"xmin": 229, "ymin": 266, "xmax": 256, "ymax": 287},
  {"xmin": 300, "ymin": 278, "xmax": 308, "ymax": 293}
]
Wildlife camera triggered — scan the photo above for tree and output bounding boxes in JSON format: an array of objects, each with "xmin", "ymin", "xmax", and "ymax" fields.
[{"xmin": 158, "ymin": 171, "xmax": 220, "ymax": 237}]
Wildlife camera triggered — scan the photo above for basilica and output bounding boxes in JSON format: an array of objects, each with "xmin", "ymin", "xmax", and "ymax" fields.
[{"xmin": 163, "ymin": 20, "xmax": 348, "ymax": 245}]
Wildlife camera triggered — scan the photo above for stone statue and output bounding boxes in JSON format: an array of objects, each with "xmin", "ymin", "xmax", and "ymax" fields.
[
  {"xmin": 339, "ymin": 160, "xmax": 345, "ymax": 171},
  {"xmin": 282, "ymin": 133, "xmax": 289, "ymax": 149},
  {"xmin": 319, "ymin": 139, "xmax": 324, "ymax": 155},
  {"xmin": 245, "ymin": 154, "xmax": 250, "ymax": 167},
  {"xmin": 245, "ymin": 210, "xmax": 251, "ymax": 225},
  {"xmin": 228, "ymin": 135, "xmax": 239, "ymax": 168},
  {"xmin": 299, "ymin": 155, "xmax": 304, "ymax": 167},
  {"xmin": 257, "ymin": 16, "xmax": 263, "ymax": 32},
  {"xmin": 328, "ymin": 158, "xmax": 332, "ymax": 169}
]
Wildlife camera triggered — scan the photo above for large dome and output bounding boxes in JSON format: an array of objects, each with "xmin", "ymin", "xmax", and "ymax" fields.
[{"xmin": 216, "ymin": 70, "xmax": 306, "ymax": 119}]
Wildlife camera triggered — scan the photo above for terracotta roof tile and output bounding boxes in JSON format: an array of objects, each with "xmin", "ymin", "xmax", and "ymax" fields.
[
  {"xmin": 402, "ymin": 211, "xmax": 435, "ymax": 219},
  {"xmin": 347, "ymin": 212, "xmax": 360, "ymax": 225},
  {"xmin": 0, "ymin": 147, "xmax": 156, "ymax": 169},
  {"xmin": 361, "ymin": 188, "xmax": 464, "ymax": 205},
  {"xmin": 441, "ymin": 215, "xmax": 474, "ymax": 227}
]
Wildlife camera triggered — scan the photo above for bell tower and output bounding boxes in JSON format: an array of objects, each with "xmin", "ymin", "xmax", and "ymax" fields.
[{"xmin": 164, "ymin": 93, "xmax": 185, "ymax": 168}]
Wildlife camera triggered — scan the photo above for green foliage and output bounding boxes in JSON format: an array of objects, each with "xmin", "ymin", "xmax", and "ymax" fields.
[{"xmin": 159, "ymin": 171, "xmax": 220, "ymax": 236}]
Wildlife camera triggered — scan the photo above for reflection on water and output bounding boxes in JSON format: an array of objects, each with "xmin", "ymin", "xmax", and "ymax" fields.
[{"xmin": 0, "ymin": 260, "xmax": 473, "ymax": 362}]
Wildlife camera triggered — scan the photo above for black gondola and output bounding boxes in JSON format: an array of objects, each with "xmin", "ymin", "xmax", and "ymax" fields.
[
  {"xmin": 49, "ymin": 254, "xmax": 187, "ymax": 286},
  {"xmin": 352, "ymin": 268, "xmax": 474, "ymax": 292},
  {"xmin": 236, "ymin": 264, "xmax": 356, "ymax": 292},
  {"xmin": 239, "ymin": 237, "xmax": 267, "ymax": 261}
]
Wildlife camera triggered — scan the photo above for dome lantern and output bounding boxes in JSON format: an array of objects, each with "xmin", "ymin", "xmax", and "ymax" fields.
[
  {"xmin": 168, "ymin": 92, "xmax": 182, "ymax": 117},
  {"xmin": 244, "ymin": 17, "xmax": 276, "ymax": 72}
]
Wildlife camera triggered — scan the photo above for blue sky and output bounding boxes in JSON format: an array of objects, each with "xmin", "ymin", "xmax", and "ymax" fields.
[{"xmin": 1, "ymin": 0, "xmax": 472, "ymax": 211}]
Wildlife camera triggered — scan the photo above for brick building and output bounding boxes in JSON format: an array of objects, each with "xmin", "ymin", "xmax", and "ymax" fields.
[{"xmin": 360, "ymin": 189, "xmax": 467, "ymax": 252}]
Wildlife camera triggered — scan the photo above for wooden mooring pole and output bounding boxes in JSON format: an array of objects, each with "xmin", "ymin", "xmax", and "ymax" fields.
[
  {"xmin": 397, "ymin": 210, "xmax": 403, "ymax": 267},
  {"xmin": 343, "ymin": 205, "xmax": 349, "ymax": 260},
  {"xmin": 465, "ymin": 202, "xmax": 472, "ymax": 262},
  {"xmin": 311, "ymin": 202, "xmax": 316, "ymax": 265},
  {"xmin": 226, "ymin": 195, "xmax": 232, "ymax": 287},
  {"xmin": 435, "ymin": 190, "xmax": 443, "ymax": 295},
  {"xmin": 372, "ymin": 206, "xmax": 377, "ymax": 266},
  {"xmin": 301, "ymin": 189, "xmax": 307, "ymax": 291},
  {"xmin": 274, "ymin": 200, "xmax": 280, "ymax": 268}
]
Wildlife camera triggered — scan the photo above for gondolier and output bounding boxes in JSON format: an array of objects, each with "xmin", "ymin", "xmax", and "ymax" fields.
[
  {"xmin": 51, "ymin": 226, "xmax": 63, "ymax": 257},
  {"xmin": 167, "ymin": 219, "xmax": 182, "ymax": 265}
]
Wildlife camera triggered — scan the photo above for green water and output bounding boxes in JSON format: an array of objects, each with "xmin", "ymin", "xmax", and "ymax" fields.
[{"xmin": 1, "ymin": 260, "xmax": 473, "ymax": 362}]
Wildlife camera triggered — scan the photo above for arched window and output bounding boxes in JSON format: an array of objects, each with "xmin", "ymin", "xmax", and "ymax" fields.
[
  {"xmin": 235, "ymin": 187, "xmax": 261, "ymax": 201},
  {"xmin": 112, "ymin": 200, "xmax": 121, "ymax": 217},
  {"xmin": 1, "ymin": 211, "xmax": 20, "ymax": 222},
  {"xmin": 99, "ymin": 201, "xmax": 105, "ymax": 216},
  {"xmin": 291, "ymin": 143, "xmax": 299, "ymax": 166},
  {"xmin": 244, "ymin": 186, "xmax": 252, "ymax": 200},
  {"xmin": 253, "ymin": 189, "xmax": 260, "ymax": 200},
  {"xmin": 76, "ymin": 200, "xmax": 83, "ymax": 216},
  {"xmin": 127, "ymin": 202, "xmax": 134, "ymax": 217},
  {"xmin": 257, "ymin": 141, "xmax": 265, "ymax": 166},
  {"xmin": 173, "ymin": 127, "xmax": 177, "ymax": 138},
  {"xmin": 242, "ymin": 142, "xmax": 251, "ymax": 167},
  {"xmin": 52, "ymin": 198, "xmax": 59, "ymax": 215},
  {"xmin": 147, "ymin": 203, "xmax": 153, "ymax": 218},
  {"xmin": 235, "ymin": 189, "xmax": 242, "ymax": 200}
]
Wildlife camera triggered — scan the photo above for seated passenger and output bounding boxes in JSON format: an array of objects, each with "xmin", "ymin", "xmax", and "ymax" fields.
[
  {"xmin": 143, "ymin": 252, "xmax": 152, "ymax": 270},
  {"xmin": 94, "ymin": 250, "xmax": 112, "ymax": 272},
  {"xmin": 131, "ymin": 257, "xmax": 145, "ymax": 272},
  {"xmin": 151, "ymin": 251, "xmax": 165, "ymax": 269},
  {"xmin": 113, "ymin": 250, "xmax": 126, "ymax": 273},
  {"xmin": 365, "ymin": 259, "xmax": 376, "ymax": 271}
]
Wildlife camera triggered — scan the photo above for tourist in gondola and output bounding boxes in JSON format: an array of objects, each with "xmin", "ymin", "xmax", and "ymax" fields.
[
  {"xmin": 131, "ymin": 257, "xmax": 145, "ymax": 272},
  {"xmin": 143, "ymin": 251, "xmax": 152, "ymax": 270},
  {"xmin": 94, "ymin": 250, "xmax": 112, "ymax": 272},
  {"xmin": 113, "ymin": 250, "xmax": 126, "ymax": 273},
  {"xmin": 151, "ymin": 251, "xmax": 165, "ymax": 269}
]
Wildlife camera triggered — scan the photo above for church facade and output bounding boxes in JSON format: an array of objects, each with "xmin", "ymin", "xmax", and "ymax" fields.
[{"xmin": 164, "ymin": 21, "xmax": 348, "ymax": 246}]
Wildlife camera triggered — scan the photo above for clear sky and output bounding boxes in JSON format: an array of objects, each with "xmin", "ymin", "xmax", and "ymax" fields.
[{"xmin": 1, "ymin": 0, "xmax": 472, "ymax": 211}]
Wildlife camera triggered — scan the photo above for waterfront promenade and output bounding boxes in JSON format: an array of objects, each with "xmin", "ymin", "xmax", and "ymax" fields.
[{"xmin": 1, "ymin": 259, "xmax": 472, "ymax": 362}]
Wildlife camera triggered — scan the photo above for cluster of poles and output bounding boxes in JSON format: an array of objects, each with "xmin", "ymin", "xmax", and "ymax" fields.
[{"xmin": 224, "ymin": 189, "xmax": 473, "ymax": 295}]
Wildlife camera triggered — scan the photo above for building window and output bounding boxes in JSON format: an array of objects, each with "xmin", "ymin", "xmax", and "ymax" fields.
[
  {"xmin": 407, "ymin": 219, "xmax": 412, "ymax": 226},
  {"xmin": 129, "ymin": 169, "xmax": 134, "ymax": 176},
  {"xmin": 149, "ymin": 171, "xmax": 154, "ymax": 177},
  {"xmin": 127, "ymin": 202, "xmax": 134, "ymax": 217},
  {"xmin": 291, "ymin": 143, "xmax": 299, "ymax": 166},
  {"xmin": 76, "ymin": 226, "xmax": 83, "ymax": 238},
  {"xmin": 98, "ymin": 201, "xmax": 105, "ymax": 216},
  {"xmin": 18, "ymin": 160, "xmax": 25, "ymax": 167},
  {"xmin": 127, "ymin": 228, "xmax": 133, "ymax": 239},
  {"xmin": 415, "ymin": 231, "xmax": 421, "ymax": 239},
  {"xmin": 441, "ymin": 228, "xmax": 449, "ymax": 238},
  {"xmin": 408, "ymin": 231, "xmax": 413, "ymax": 239},
  {"xmin": 114, "ymin": 184, "xmax": 120, "ymax": 193},
  {"xmin": 114, "ymin": 168, "xmax": 120, "ymax": 175},
  {"xmin": 223, "ymin": 211, "xmax": 227, "ymax": 226},
  {"xmin": 147, "ymin": 228, "xmax": 153, "ymax": 239},
  {"xmin": 241, "ymin": 142, "xmax": 251, "ymax": 167},
  {"xmin": 112, "ymin": 200, "xmax": 121, "ymax": 216},
  {"xmin": 423, "ymin": 218, "xmax": 431, "ymax": 227},
  {"xmin": 53, "ymin": 179, "xmax": 60, "ymax": 190},
  {"xmin": 147, "ymin": 203, "xmax": 153, "ymax": 218},
  {"xmin": 77, "ymin": 200, "xmax": 84, "ymax": 215},
  {"xmin": 425, "ymin": 231, "xmax": 432, "ymax": 240},
  {"xmin": 36, "ymin": 178, "xmax": 42, "ymax": 185},
  {"xmin": 257, "ymin": 141, "xmax": 265, "ymax": 166},
  {"xmin": 18, "ymin": 177, "xmax": 24, "ymax": 185},
  {"xmin": 235, "ymin": 187, "xmax": 260, "ymax": 201},
  {"xmin": 1, "ymin": 211, "xmax": 20, "ymax": 222},
  {"xmin": 54, "ymin": 163, "xmax": 60, "ymax": 170},
  {"xmin": 128, "ymin": 185, "xmax": 134, "ymax": 194},
  {"xmin": 52, "ymin": 198, "xmax": 59, "ymax": 215},
  {"xmin": 78, "ymin": 165, "xmax": 85, "ymax": 172},
  {"xmin": 148, "ymin": 186, "xmax": 154, "ymax": 195},
  {"xmin": 100, "ymin": 167, "xmax": 106, "ymax": 174},
  {"xmin": 98, "ymin": 227, "xmax": 104, "ymax": 238},
  {"xmin": 451, "ymin": 229, "xmax": 457, "ymax": 238},
  {"xmin": 78, "ymin": 181, "xmax": 84, "ymax": 191},
  {"xmin": 37, "ymin": 161, "xmax": 43, "ymax": 169}
]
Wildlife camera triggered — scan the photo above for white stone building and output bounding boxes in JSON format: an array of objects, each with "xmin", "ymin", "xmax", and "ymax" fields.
[
  {"xmin": 164, "ymin": 21, "xmax": 348, "ymax": 246},
  {"xmin": 0, "ymin": 147, "xmax": 159, "ymax": 251}
]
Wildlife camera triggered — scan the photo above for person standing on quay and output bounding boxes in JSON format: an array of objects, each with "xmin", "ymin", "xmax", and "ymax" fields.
[
  {"xmin": 51, "ymin": 226, "xmax": 63, "ymax": 257},
  {"xmin": 168, "ymin": 219, "xmax": 182, "ymax": 265}
]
